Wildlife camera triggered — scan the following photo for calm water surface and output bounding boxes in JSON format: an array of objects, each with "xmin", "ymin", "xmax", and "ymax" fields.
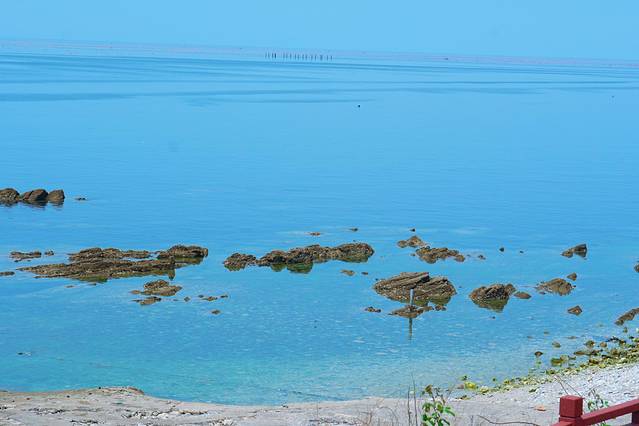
[{"xmin": 1, "ymin": 46, "xmax": 638, "ymax": 404}]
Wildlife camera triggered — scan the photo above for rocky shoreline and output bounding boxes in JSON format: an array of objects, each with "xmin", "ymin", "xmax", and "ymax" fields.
[{"xmin": 2, "ymin": 362, "xmax": 637, "ymax": 425}]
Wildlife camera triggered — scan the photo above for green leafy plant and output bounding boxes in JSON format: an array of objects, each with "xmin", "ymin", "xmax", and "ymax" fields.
[
  {"xmin": 421, "ymin": 384, "xmax": 455, "ymax": 426},
  {"xmin": 586, "ymin": 389, "xmax": 610, "ymax": 426}
]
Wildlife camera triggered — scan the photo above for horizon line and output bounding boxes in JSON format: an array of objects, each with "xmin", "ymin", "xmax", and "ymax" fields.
[{"xmin": 2, "ymin": 38, "xmax": 639, "ymax": 69}]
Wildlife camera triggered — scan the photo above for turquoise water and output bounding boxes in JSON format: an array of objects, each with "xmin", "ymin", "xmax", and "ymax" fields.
[{"xmin": 1, "ymin": 45, "xmax": 639, "ymax": 404}]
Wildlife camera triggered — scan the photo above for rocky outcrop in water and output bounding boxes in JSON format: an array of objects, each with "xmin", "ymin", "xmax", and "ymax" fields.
[
  {"xmin": 0, "ymin": 188, "xmax": 65, "ymax": 205},
  {"xmin": 223, "ymin": 243, "xmax": 374, "ymax": 272},
  {"xmin": 634, "ymin": 263, "xmax": 639, "ymax": 273},
  {"xmin": 0, "ymin": 271, "xmax": 15, "ymax": 277},
  {"xmin": 415, "ymin": 246, "xmax": 465, "ymax": 263},
  {"xmin": 157, "ymin": 245, "xmax": 209, "ymax": 263},
  {"xmin": 364, "ymin": 306, "xmax": 381, "ymax": 313},
  {"xmin": 469, "ymin": 284, "xmax": 517, "ymax": 312},
  {"xmin": 536, "ymin": 278, "xmax": 574, "ymax": 296},
  {"xmin": 615, "ymin": 308, "xmax": 639, "ymax": 326},
  {"xmin": 10, "ymin": 251, "xmax": 42, "ymax": 262},
  {"xmin": 69, "ymin": 248, "xmax": 152, "ymax": 262},
  {"xmin": 0, "ymin": 188, "xmax": 20, "ymax": 204},
  {"xmin": 18, "ymin": 245, "xmax": 207, "ymax": 282},
  {"xmin": 561, "ymin": 244, "xmax": 587, "ymax": 258},
  {"xmin": 397, "ymin": 236, "xmax": 426, "ymax": 248},
  {"xmin": 566, "ymin": 273, "xmax": 578, "ymax": 281},
  {"xmin": 138, "ymin": 279, "xmax": 182, "ymax": 297},
  {"xmin": 46, "ymin": 190, "xmax": 65, "ymax": 204},
  {"xmin": 514, "ymin": 291, "xmax": 531, "ymax": 299},
  {"xmin": 223, "ymin": 253, "xmax": 257, "ymax": 271},
  {"xmin": 373, "ymin": 272, "xmax": 456, "ymax": 306}
]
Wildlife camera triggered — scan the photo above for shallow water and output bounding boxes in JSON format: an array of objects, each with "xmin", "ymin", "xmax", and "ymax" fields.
[{"xmin": 1, "ymin": 45, "xmax": 639, "ymax": 404}]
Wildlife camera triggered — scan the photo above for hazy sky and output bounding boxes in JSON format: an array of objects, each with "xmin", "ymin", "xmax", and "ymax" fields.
[{"xmin": 2, "ymin": 1, "xmax": 638, "ymax": 59}]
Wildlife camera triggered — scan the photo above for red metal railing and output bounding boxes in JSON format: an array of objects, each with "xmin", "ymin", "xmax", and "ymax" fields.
[{"xmin": 552, "ymin": 395, "xmax": 639, "ymax": 425}]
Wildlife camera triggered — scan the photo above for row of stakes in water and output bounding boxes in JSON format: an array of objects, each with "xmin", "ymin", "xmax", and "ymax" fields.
[{"xmin": 265, "ymin": 52, "xmax": 333, "ymax": 61}]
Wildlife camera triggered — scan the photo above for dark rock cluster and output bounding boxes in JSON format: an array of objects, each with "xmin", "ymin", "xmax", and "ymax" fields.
[
  {"xmin": 397, "ymin": 235, "xmax": 426, "ymax": 248},
  {"xmin": 0, "ymin": 188, "xmax": 65, "ymax": 205},
  {"xmin": 536, "ymin": 278, "xmax": 574, "ymax": 296},
  {"xmin": 373, "ymin": 272, "xmax": 456, "ymax": 306},
  {"xmin": 223, "ymin": 243, "xmax": 374, "ymax": 272},
  {"xmin": 469, "ymin": 283, "xmax": 517, "ymax": 312},
  {"xmin": 561, "ymin": 244, "xmax": 587, "ymax": 258},
  {"xmin": 415, "ymin": 246, "xmax": 465, "ymax": 263}
]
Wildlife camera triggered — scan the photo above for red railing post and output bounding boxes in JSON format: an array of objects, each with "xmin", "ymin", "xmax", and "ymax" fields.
[
  {"xmin": 559, "ymin": 395, "xmax": 584, "ymax": 426},
  {"xmin": 632, "ymin": 410, "xmax": 639, "ymax": 425}
]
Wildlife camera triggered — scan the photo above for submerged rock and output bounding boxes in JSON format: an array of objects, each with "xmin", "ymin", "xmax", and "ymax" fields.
[
  {"xmin": 415, "ymin": 246, "xmax": 465, "ymax": 263},
  {"xmin": 566, "ymin": 273, "xmax": 578, "ymax": 281},
  {"xmin": 514, "ymin": 291, "xmax": 531, "ymax": 299},
  {"xmin": 615, "ymin": 308, "xmax": 639, "ymax": 326},
  {"xmin": 635, "ymin": 263, "xmax": 639, "ymax": 273},
  {"xmin": 19, "ymin": 245, "xmax": 207, "ymax": 282},
  {"xmin": 561, "ymin": 244, "xmax": 588, "ymax": 258},
  {"xmin": 364, "ymin": 306, "xmax": 381, "ymax": 313},
  {"xmin": 349, "ymin": 227, "xmax": 359, "ymax": 232},
  {"xmin": 223, "ymin": 253, "xmax": 257, "ymax": 271},
  {"xmin": 0, "ymin": 188, "xmax": 20, "ymax": 204},
  {"xmin": 397, "ymin": 235, "xmax": 426, "ymax": 248},
  {"xmin": 140, "ymin": 279, "xmax": 182, "ymax": 297},
  {"xmin": 568, "ymin": 305, "xmax": 583, "ymax": 316},
  {"xmin": 389, "ymin": 305, "xmax": 431, "ymax": 318},
  {"xmin": 341, "ymin": 269, "xmax": 355, "ymax": 276},
  {"xmin": 308, "ymin": 232, "xmax": 322, "ymax": 236},
  {"xmin": 10, "ymin": 251, "xmax": 42, "ymax": 262},
  {"xmin": 469, "ymin": 284, "xmax": 516, "ymax": 312},
  {"xmin": 0, "ymin": 271, "xmax": 15, "ymax": 277},
  {"xmin": 134, "ymin": 296, "xmax": 161, "ymax": 306},
  {"xmin": 373, "ymin": 272, "xmax": 456, "ymax": 306},
  {"xmin": 211, "ymin": 309, "xmax": 221, "ymax": 315},
  {"xmin": 44, "ymin": 250, "xmax": 54, "ymax": 256},
  {"xmin": 536, "ymin": 278, "xmax": 574, "ymax": 296},
  {"xmin": 224, "ymin": 243, "xmax": 374, "ymax": 272}
]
